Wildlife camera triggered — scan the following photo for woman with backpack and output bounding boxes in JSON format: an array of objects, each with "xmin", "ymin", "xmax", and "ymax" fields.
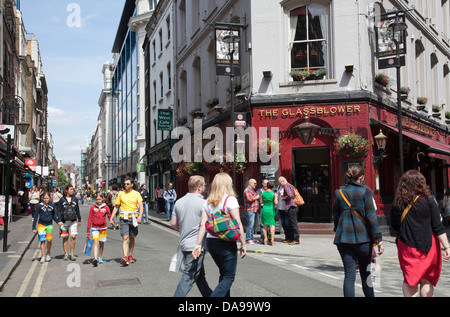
[{"xmin": 57, "ymin": 184, "xmax": 81, "ymax": 261}]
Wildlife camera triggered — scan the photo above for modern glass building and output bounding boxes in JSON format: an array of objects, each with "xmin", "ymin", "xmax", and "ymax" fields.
[{"xmin": 111, "ymin": 4, "xmax": 139, "ymax": 183}]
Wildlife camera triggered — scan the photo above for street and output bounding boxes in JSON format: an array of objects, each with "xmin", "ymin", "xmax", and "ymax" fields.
[{"xmin": 1, "ymin": 202, "xmax": 450, "ymax": 299}]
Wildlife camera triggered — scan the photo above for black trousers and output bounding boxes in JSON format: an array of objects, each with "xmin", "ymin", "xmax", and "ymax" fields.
[{"xmin": 287, "ymin": 206, "xmax": 300, "ymax": 242}]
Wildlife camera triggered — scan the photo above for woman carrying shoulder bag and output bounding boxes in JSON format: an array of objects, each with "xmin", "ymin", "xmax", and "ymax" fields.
[
  {"xmin": 391, "ymin": 170, "xmax": 450, "ymax": 297},
  {"xmin": 192, "ymin": 172, "xmax": 246, "ymax": 297},
  {"xmin": 332, "ymin": 164, "xmax": 384, "ymax": 297}
]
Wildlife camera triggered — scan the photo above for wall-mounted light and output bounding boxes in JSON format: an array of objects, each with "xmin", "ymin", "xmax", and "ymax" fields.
[
  {"xmin": 345, "ymin": 64, "xmax": 354, "ymax": 73},
  {"xmin": 263, "ymin": 71, "xmax": 273, "ymax": 79}
]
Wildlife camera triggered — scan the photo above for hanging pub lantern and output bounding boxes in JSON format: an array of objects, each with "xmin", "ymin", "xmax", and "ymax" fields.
[{"xmin": 293, "ymin": 116, "xmax": 320, "ymax": 145}]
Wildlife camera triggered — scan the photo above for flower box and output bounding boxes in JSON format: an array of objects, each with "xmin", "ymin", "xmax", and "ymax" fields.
[
  {"xmin": 176, "ymin": 116, "xmax": 187, "ymax": 126},
  {"xmin": 189, "ymin": 108, "xmax": 204, "ymax": 118},
  {"xmin": 290, "ymin": 68, "xmax": 326, "ymax": 82},
  {"xmin": 375, "ymin": 73, "xmax": 390, "ymax": 87},
  {"xmin": 206, "ymin": 98, "xmax": 219, "ymax": 108},
  {"xmin": 417, "ymin": 97, "xmax": 428, "ymax": 105}
]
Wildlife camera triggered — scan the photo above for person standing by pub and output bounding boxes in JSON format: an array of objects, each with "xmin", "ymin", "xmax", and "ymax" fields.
[
  {"xmin": 243, "ymin": 179, "xmax": 259, "ymax": 245},
  {"xmin": 278, "ymin": 176, "xmax": 300, "ymax": 245},
  {"xmin": 164, "ymin": 182, "xmax": 177, "ymax": 221}
]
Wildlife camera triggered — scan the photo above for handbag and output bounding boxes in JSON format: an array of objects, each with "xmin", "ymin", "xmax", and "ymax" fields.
[
  {"xmin": 293, "ymin": 187, "xmax": 305, "ymax": 206},
  {"xmin": 339, "ymin": 189, "xmax": 378, "ymax": 245},
  {"xmin": 205, "ymin": 195, "xmax": 241, "ymax": 242}
]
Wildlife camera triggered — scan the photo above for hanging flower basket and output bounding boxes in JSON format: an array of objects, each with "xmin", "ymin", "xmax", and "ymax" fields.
[
  {"xmin": 205, "ymin": 153, "xmax": 247, "ymax": 174},
  {"xmin": 176, "ymin": 162, "xmax": 205, "ymax": 179},
  {"xmin": 251, "ymin": 137, "xmax": 280, "ymax": 161},
  {"xmin": 335, "ymin": 132, "xmax": 371, "ymax": 159}
]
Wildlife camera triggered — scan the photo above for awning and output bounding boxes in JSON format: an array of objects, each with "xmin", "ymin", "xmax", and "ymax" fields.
[{"xmin": 374, "ymin": 121, "xmax": 450, "ymax": 161}]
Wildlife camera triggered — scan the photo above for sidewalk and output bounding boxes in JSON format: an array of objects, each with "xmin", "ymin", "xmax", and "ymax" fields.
[{"xmin": 0, "ymin": 214, "xmax": 37, "ymax": 292}]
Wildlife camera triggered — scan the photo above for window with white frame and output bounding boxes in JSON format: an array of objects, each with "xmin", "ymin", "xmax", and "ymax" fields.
[{"xmin": 289, "ymin": 4, "xmax": 328, "ymax": 81}]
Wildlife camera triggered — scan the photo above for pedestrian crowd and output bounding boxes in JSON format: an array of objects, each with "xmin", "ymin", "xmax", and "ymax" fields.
[
  {"xmin": 9, "ymin": 165, "xmax": 450, "ymax": 297},
  {"xmin": 169, "ymin": 166, "xmax": 450, "ymax": 298}
]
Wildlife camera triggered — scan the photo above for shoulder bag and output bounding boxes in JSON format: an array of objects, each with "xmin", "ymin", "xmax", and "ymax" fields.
[
  {"xmin": 205, "ymin": 195, "xmax": 241, "ymax": 242},
  {"xmin": 400, "ymin": 195, "xmax": 420, "ymax": 223}
]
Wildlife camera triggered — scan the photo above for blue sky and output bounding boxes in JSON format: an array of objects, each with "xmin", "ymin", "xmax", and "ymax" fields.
[{"xmin": 20, "ymin": 0, "xmax": 125, "ymax": 166}]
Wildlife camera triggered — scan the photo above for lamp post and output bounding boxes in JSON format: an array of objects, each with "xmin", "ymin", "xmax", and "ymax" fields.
[
  {"xmin": 0, "ymin": 95, "xmax": 29, "ymax": 252},
  {"xmin": 389, "ymin": 13, "xmax": 408, "ymax": 175},
  {"xmin": 223, "ymin": 29, "xmax": 240, "ymax": 185},
  {"xmin": 373, "ymin": 129, "xmax": 388, "ymax": 203}
]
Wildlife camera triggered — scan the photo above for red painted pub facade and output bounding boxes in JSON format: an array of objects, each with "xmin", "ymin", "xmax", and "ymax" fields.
[{"xmin": 249, "ymin": 98, "xmax": 450, "ymax": 226}]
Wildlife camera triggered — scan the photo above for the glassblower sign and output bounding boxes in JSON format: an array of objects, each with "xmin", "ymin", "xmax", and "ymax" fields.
[
  {"xmin": 215, "ymin": 27, "xmax": 241, "ymax": 76},
  {"xmin": 375, "ymin": 11, "xmax": 407, "ymax": 58},
  {"xmin": 257, "ymin": 104, "xmax": 362, "ymax": 119}
]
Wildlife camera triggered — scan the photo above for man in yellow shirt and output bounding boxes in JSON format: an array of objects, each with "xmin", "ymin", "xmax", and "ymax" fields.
[{"xmin": 110, "ymin": 176, "xmax": 144, "ymax": 266}]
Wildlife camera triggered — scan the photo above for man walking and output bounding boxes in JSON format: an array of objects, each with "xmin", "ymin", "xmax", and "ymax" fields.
[
  {"xmin": 170, "ymin": 175, "xmax": 212, "ymax": 297},
  {"xmin": 164, "ymin": 182, "xmax": 177, "ymax": 221},
  {"xmin": 244, "ymin": 178, "xmax": 260, "ymax": 245},
  {"xmin": 278, "ymin": 176, "xmax": 300, "ymax": 245},
  {"xmin": 110, "ymin": 176, "xmax": 144, "ymax": 266}
]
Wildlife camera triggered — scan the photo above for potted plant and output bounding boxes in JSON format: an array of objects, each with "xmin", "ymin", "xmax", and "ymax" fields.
[
  {"xmin": 416, "ymin": 97, "xmax": 428, "ymax": 111},
  {"xmin": 206, "ymin": 98, "xmax": 219, "ymax": 108},
  {"xmin": 189, "ymin": 107, "xmax": 204, "ymax": 118},
  {"xmin": 375, "ymin": 73, "xmax": 390, "ymax": 87},
  {"xmin": 176, "ymin": 116, "xmax": 187, "ymax": 126},
  {"xmin": 400, "ymin": 86, "xmax": 410, "ymax": 100},
  {"xmin": 445, "ymin": 111, "xmax": 450, "ymax": 124},
  {"xmin": 431, "ymin": 105, "xmax": 441, "ymax": 118},
  {"xmin": 335, "ymin": 132, "xmax": 371, "ymax": 159},
  {"xmin": 251, "ymin": 137, "xmax": 280, "ymax": 161}
]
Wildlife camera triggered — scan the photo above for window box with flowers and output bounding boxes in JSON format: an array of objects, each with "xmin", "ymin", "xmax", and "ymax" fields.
[
  {"xmin": 176, "ymin": 116, "xmax": 187, "ymax": 126},
  {"xmin": 176, "ymin": 162, "xmax": 205, "ymax": 179},
  {"xmin": 416, "ymin": 97, "xmax": 428, "ymax": 111},
  {"xmin": 445, "ymin": 111, "xmax": 450, "ymax": 124},
  {"xmin": 189, "ymin": 107, "xmax": 204, "ymax": 119},
  {"xmin": 400, "ymin": 86, "xmax": 410, "ymax": 100},
  {"xmin": 206, "ymin": 98, "xmax": 219, "ymax": 108},
  {"xmin": 290, "ymin": 68, "xmax": 327, "ymax": 82},
  {"xmin": 431, "ymin": 105, "xmax": 441, "ymax": 118},
  {"xmin": 375, "ymin": 73, "xmax": 390, "ymax": 87},
  {"xmin": 335, "ymin": 132, "xmax": 371, "ymax": 159}
]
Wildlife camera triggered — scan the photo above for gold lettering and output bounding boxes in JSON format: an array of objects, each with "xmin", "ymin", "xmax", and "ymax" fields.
[
  {"xmin": 316, "ymin": 107, "xmax": 323, "ymax": 115},
  {"xmin": 347, "ymin": 106, "xmax": 353, "ymax": 112},
  {"xmin": 273, "ymin": 110, "xmax": 278, "ymax": 118},
  {"xmin": 330, "ymin": 107, "xmax": 337, "ymax": 114},
  {"xmin": 354, "ymin": 105, "xmax": 361, "ymax": 113},
  {"xmin": 303, "ymin": 108, "xmax": 310, "ymax": 116},
  {"xmin": 282, "ymin": 109, "xmax": 289, "ymax": 117}
]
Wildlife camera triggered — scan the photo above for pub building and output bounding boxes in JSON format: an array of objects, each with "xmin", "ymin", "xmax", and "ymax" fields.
[{"xmin": 248, "ymin": 93, "xmax": 450, "ymax": 229}]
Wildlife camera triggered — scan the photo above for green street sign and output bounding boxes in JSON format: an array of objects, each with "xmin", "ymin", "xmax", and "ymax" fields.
[
  {"xmin": 136, "ymin": 163, "xmax": 146, "ymax": 173},
  {"xmin": 158, "ymin": 109, "xmax": 173, "ymax": 131}
]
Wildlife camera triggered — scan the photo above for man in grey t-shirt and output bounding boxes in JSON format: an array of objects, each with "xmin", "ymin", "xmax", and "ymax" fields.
[{"xmin": 170, "ymin": 176, "xmax": 212, "ymax": 297}]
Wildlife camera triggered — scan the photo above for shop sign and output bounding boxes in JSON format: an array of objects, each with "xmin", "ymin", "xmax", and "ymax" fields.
[
  {"xmin": 158, "ymin": 109, "xmax": 173, "ymax": 131},
  {"xmin": 402, "ymin": 117, "xmax": 436, "ymax": 138},
  {"xmin": 136, "ymin": 163, "xmax": 146, "ymax": 173},
  {"xmin": 257, "ymin": 105, "xmax": 361, "ymax": 120}
]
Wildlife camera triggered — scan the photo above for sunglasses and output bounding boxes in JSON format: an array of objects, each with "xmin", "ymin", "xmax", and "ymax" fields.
[{"xmin": 124, "ymin": 183, "xmax": 131, "ymax": 186}]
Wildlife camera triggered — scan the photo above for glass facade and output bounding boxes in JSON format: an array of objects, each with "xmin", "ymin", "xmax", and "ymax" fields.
[{"xmin": 112, "ymin": 30, "xmax": 138, "ymax": 178}]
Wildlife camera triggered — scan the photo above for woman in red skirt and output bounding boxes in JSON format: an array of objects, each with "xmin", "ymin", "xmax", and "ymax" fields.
[{"xmin": 391, "ymin": 170, "xmax": 450, "ymax": 297}]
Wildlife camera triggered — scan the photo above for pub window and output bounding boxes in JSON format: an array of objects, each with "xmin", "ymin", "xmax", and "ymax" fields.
[{"xmin": 289, "ymin": 5, "xmax": 328, "ymax": 81}]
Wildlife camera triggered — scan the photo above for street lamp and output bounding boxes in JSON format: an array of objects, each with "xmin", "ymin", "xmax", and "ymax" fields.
[
  {"xmin": 293, "ymin": 116, "xmax": 320, "ymax": 145},
  {"xmin": 223, "ymin": 29, "xmax": 240, "ymax": 184},
  {"xmin": 389, "ymin": 13, "xmax": 408, "ymax": 175},
  {"xmin": 0, "ymin": 95, "xmax": 29, "ymax": 252}
]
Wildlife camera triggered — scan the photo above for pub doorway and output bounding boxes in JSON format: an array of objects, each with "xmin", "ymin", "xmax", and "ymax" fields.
[{"xmin": 293, "ymin": 147, "xmax": 332, "ymax": 223}]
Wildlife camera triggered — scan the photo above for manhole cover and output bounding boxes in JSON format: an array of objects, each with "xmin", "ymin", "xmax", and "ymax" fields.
[{"xmin": 97, "ymin": 278, "xmax": 141, "ymax": 288}]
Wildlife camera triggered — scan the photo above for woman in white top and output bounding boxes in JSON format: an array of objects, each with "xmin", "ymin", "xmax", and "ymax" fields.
[
  {"xmin": 193, "ymin": 172, "xmax": 246, "ymax": 297},
  {"xmin": 29, "ymin": 185, "xmax": 40, "ymax": 218}
]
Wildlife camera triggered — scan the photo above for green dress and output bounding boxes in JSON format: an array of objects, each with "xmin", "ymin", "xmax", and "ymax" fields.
[{"xmin": 261, "ymin": 190, "xmax": 276, "ymax": 225}]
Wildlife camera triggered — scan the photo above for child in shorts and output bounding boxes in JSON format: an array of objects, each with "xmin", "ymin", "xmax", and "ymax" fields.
[
  {"xmin": 32, "ymin": 193, "xmax": 58, "ymax": 263},
  {"xmin": 87, "ymin": 194, "xmax": 111, "ymax": 266}
]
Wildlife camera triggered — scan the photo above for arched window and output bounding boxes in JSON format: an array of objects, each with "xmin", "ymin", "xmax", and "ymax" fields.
[{"xmin": 289, "ymin": 5, "xmax": 328, "ymax": 81}]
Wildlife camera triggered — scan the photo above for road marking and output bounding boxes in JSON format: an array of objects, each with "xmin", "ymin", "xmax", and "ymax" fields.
[
  {"xmin": 16, "ymin": 249, "xmax": 40, "ymax": 297},
  {"xmin": 31, "ymin": 261, "xmax": 48, "ymax": 297},
  {"xmin": 292, "ymin": 264, "xmax": 310, "ymax": 270},
  {"xmin": 318, "ymin": 272, "xmax": 340, "ymax": 280}
]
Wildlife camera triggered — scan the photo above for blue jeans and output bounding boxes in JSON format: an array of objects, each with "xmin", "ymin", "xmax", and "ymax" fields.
[
  {"xmin": 174, "ymin": 250, "xmax": 212, "ymax": 297},
  {"xmin": 337, "ymin": 242, "xmax": 374, "ymax": 297},
  {"xmin": 166, "ymin": 200, "xmax": 175, "ymax": 219},
  {"xmin": 245, "ymin": 210, "xmax": 256, "ymax": 242},
  {"xmin": 142, "ymin": 202, "xmax": 148, "ymax": 223},
  {"xmin": 206, "ymin": 238, "xmax": 238, "ymax": 297},
  {"xmin": 278, "ymin": 209, "xmax": 291, "ymax": 240}
]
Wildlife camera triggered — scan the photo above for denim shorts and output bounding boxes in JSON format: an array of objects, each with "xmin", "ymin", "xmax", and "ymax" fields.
[{"xmin": 120, "ymin": 218, "xmax": 138, "ymax": 237}]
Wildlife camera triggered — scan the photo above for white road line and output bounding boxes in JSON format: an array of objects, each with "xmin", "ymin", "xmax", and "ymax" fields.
[
  {"xmin": 292, "ymin": 264, "xmax": 310, "ymax": 270},
  {"xmin": 31, "ymin": 261, "xmax": 48, "ymax": 297},
  {"xmin": 318, "ymin": 272, "xmax": 340, "ymax": 280},
  {"xmin": 16, "ymin": 249, "xmax": 40, "ymax": 297},
  {"xmin": 272, "ymin": 257, "xmax": 286, "ymax": 262}
]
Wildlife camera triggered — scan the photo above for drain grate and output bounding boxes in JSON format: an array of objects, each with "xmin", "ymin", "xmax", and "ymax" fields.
[{"xmin": 97, "ymin": 278, "xmax": 141, "ymax": 288}]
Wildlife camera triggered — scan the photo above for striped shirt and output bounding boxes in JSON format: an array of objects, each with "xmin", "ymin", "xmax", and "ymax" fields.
[
  {"xmin": 244, "ymin": 186, "xmax": 259, "ymax": 213},
  {"xmin": 332, "ymin": 181, "xmax": 382, "ymax": 245}
]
